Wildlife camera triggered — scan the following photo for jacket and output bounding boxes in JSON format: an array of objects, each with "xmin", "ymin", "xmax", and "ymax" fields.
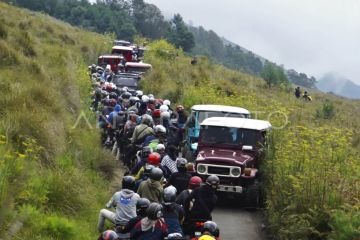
[
  {"xmin": 106, "ymin": 189, "xmax": 140, "ymax": 224},
  {"xmin": 137, "ymin": 179, "xmax": 163, "ymax": 203}
]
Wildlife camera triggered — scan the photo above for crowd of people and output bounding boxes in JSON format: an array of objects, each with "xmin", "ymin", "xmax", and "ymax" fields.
[{"xmin": 88, "ymin": 64, "xmax": 221, "ymax": 240}]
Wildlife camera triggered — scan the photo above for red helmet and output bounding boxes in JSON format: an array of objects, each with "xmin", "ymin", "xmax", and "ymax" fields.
[
  {"xmin": 189, "ymin": 176, "xmax": 202, "ymax": 189},
  {"xmin": 148, "ymin": 152, "xmax": 161, "ymax": 165},
  {"xmin": 152, "ymin": 109, "xmax": 161, "ymax": 118}
]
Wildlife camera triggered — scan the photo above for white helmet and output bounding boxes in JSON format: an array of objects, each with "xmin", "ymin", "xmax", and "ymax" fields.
[
  {"xmin": 136, "ymin": 90, "xmax": 143, "ymax": 97},
  {"xmin": 154, "ymin": 125, "xmax": 166, "ymax": 134},
  {"xmin": 161, "ymin": 111, "xmax": 170, "ymax": 120},
  {"xmin": 163, "ymin": 99, "xmax": 171, "ymax": 106},
  {"xmin": 142, "ymin": 95, "xmax": 150, "ymax": 103},
  {"xmin": 157, "ymin": 144, "xmax": 165, "ymax": 152},
  {"xmin": 160, "ymin": 105, "xmax": 169, "ymax": 112}
]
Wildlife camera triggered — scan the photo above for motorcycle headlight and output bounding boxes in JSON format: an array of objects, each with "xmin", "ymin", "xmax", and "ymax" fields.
[
  {"xmin": 197, "ymin": 164, "xmax": 207, "ymax": 174},
  {"xmin": 231, "ymin": 168, "xmax": 241, "ymax": 177}
]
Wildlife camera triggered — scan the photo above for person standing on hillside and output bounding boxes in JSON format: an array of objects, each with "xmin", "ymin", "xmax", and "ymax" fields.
[{"xmin": 294, "ymin": 86, "xmax": 301, "ymax": 98}]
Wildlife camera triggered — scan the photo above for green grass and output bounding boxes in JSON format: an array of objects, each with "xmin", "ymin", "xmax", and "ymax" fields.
[{"xmin": 0, "ymin": 3, "xmax": 114, "ymax": 239}]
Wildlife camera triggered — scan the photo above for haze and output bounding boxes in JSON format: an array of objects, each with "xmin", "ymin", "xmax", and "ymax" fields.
[{"xmin": 145, "ymin": 0, "xmax": 360, "ymax": 84}]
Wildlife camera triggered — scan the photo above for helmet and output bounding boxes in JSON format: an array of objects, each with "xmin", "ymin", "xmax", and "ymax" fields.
[
  {"xmin": 176, "ymin": 158, "xmax": 187, "ymax": 170},
  {"xmin": 121, "ymin": 92, "xmax": 132, "ymax": 100},
  {"xmin": 152, "ymin": 109, "xmax": 161, "ymax": 118},
  {"xmin": 163, "ymin": 99, "xmax": 171, "ymax": 106},
  {"xmin": 141, "ymin": 146, "xmax": 152, "ymax": 159},
  {"xmin": 136, "ymin": 90, "xmax": 143, "ymax": 98},
  {"xmin": 159, "ymin": 105, "xmax": 169, "ymax": 112},
  {"xmin": 100, "ymin": 230, "xmax": 119, "ymax": 240},
  {"xmin": 141, "ymin": 95, "xmax": 149, "ymax": 103},
  {"xmin": 189, "ymin": 176, "xmax": 202, "ymax": 189},
  {"xmin": 148, "ymin": 94, "xmax": 154, "ymax": 99},
  {"xmin": 146, "ymin": 202, "xmax": 163, "ymax": 220},
  {"xmin": 176, "ymin": 105, "xmax": 184, "ymax": 112},
  {"xmin": 206, "ymin": 175, "xmax": 220, "ymax": 190},
  {"xmin": 122, "ymin": 175, "xmax": 135, "ymax": 190},
  {"xmin": 109, "ymin": 92, "xmax": 118, "ymax": 99},
  {"xmin": 136, "ymin": 198, "xmax": 151, "ymax": 217},
  {"xmin": 148, "ymin": 152, "xmax": 161, "ymax": 165},
  {"xmin": 121, "ymin": 86, "xmax": 129, "ymax": 93},
  {"xmin": 129, "ymin": 96, "xmax": 140, "ymax": 106},
  {"xmin": 160, "ymin": 111, "xmax": 170, "ymax": 120},
  {"xmin": 141, "ymin": 114, "xmax": 153, "ymax": 126},
  {"xmin": 202, "ymin": 221, "xmax": 218, "ymax": 236},
  {"xmin": 154, "ymin": 125, "xmax": 166, "ymax": 135},
  {"xmin": 149, "ymin": 95, "xmax": 155, "ymax": 103},
  {"xmin": 156, "ymin": 144, "xmax": 165, "ymax": 152},
  {"xmin": 149, "ymin": 167, "xmax": 163, "ymax": 181},
  {"xmin": 144, "ymin": 164, "xmax": 155, "ymax": 177},
  {"xmin": 118, "ymin": 63, "xmax": 124, "ymax": 69},
  {"xmin": 163, "ymin": 185, "xmax": 177, "ymax": 203}
]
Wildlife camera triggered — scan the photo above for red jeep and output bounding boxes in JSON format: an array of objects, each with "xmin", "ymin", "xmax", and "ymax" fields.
[
  {"xmin": 195, "ymin": 117, "xmax": 271, "ymax": 207},
  {"xmin": 97, "ymin": 54, "xmax": 123, "ymax": 72},
  {"xmin": 111, "ymin": 46, "xmax": 133, "ymax": 62}
]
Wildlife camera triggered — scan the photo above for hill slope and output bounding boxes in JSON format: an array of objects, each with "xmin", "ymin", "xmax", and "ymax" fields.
[
  {"xmin": 0, "ymin": 3, "xmax": 114, "ymax": 239},
  {"xmin": 317, "ymin": 72, "xmax": 360, "ymax": 99}
]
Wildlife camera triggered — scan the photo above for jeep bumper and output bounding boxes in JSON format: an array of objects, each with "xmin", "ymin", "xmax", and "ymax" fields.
[{"xmin": 217, "ymin": 184, "xmax": 243, "ymax": 193}]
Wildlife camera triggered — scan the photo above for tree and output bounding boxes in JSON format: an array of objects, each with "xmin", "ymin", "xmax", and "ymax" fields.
[
  {"xmin": 165, "ymin": 14, "xmax": 194, "ymax": 51},
  {"xmin": 261, "ymin": 62, "xmax": 289, "ymax": 88}
]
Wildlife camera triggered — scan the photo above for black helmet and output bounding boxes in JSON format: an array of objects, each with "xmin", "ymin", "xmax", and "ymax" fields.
[
  {"xmin": 109, "ymin": 92, "xmax": 118, "ymax": 100},
  {"xmin": 99, "ymin": 230, "xmax": 119, "ymax": 240},
  {"xmin": 149, "ymin": 167, "xmax": 163, "ymax": 181},
  {"xmin": 146, "ymin": 202, "xmax": 163, "ymax": 220},
  {"xmin": 176, "ymin": 158, "xmax": 187, "ymax": 171},
  {"xmin": 121, "ymin": 92, "xmax": 132, "ymax": 100},
  {"xmin": 122, "ymin": 175, "xmax": 135, "ymax": 190},
  {"xmin": 202, "ymin": 221, "xmax": 218, "ymax": 236},
  {"xmin": 141, "ymin": 146, "xmax": 152, "ymax": 159},
  {"xmin": 206, "ymin": 175, "xmax": 220, "ymax": 190},
  {"xmin": 136, "ymin": 198, "xmax": 151, "ymax": 217},
  {"xmin": 163, "ymin": 186, "xmax": 177, "ymax": 203}
]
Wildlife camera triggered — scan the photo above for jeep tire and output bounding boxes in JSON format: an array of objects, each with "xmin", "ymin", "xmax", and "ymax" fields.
[{"xmin": 245, "ymin": 181, "xmax": 260, "ymax": 210}]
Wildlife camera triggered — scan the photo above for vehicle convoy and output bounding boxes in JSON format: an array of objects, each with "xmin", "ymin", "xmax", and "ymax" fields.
[
  {"xmin": 98, "ymin": 54, "xmax": 123, "ymax": 72},
  {"xmin": 195, "ymin": 117, "xmax": 271, "ymax": 207},
  {"xmin": 111, "ymin": 46, "xmax": 134, "ymax": 62},
  {"xmin": 125, "ymin": 62, "xmax": 152, "ymax": 74},
  {"xmin": 183, "ymin": 105, "xmax": 251, "ymax": 160}
]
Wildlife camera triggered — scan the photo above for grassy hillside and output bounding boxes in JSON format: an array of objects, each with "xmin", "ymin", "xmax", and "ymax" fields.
[
  {"xmin": 142, "ymin": 40, "xmax": 360, "ymax": 239},
  {"xmin": 0, "ymin": 3, "xmax": 116, "ymax": 239}
]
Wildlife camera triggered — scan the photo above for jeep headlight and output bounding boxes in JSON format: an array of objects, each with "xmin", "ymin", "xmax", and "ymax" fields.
[
  {"xmin": 197, "ymin": 164, "xmax": 207, "ymax": 174},
  {"xmin": 231, "ymin": 168, "xmax": 241, "ymax": 177}
]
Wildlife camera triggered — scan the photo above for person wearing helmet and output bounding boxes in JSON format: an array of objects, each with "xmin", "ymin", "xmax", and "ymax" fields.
[
  {"xmin": 107, "ymin": 104, "xmax": 122, "ymax": 126},
  {"xmin": 130, "ymin": 146, "xmax": 152, "ymax": 176},
  {"xmin": 143, "ymin": 125, "xmax": 167, "ymax": 152},
  {"xmin": 166, "ymin": 157, "xmax": 192, "ymax": 194},
  {"xmin": 160, "ymin": 145, "xmax": 179, "ymax": 177},
  {"xmin": 162, "ymin": 186, "xmax": 185, "ymax": 237},
  {"xmin": 175, "ymin": 176, "xmax": 202, "ymax": 207},
  {"xmin": 131, "ymin": 115, "xmax": 153, "ymax": 144},
  {"xmin": 138, "ymin": 95, "xmax": 149, "ymax": 116},
  {"xmin": 183, "ymin": 175, "xmax": 219, "ymax": 227},
  {"xmin": 135, "ymin": 90, "xmax": 143, "ymax": 99},
  {"xmin": 137, "ymin": 167, "xmax": 164, "ymax": 203},
  {"xmin": 98, "ymin": 176, "xmax": 140, "ymax": 232},
  {"xmin": 134, "ymin": 152, "xmax": 161, "ymax": 180},
  {"xmin": 119, "ymin": 198, "xmax": 151, "ymax": 234},
  {"xmin": 98, "ymin": 230, "xmax": 119, "ymax": 240},
  {"xmin": 155, "ymin": 144, "xmax": 166, "ymax": 159},
  {"xmin": 199, "ymin": 221, "xmax": 219, "ymax": 240},
  {"xmin": 130, "ymin": 202, "xmax": 168, "ymax": 240},
  {"xmin": 152, "ymin": 109, "xmax": 161, "ymax": 125}
]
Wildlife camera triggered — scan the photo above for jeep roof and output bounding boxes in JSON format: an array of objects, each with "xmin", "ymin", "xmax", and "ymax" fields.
[
  {"xmin": 191, "ymin": 105, "xmax": 250, "ymax": 115},
  {"xmin": 201, "ymin": 117, "xmax": 271, "ymax": 131},
  {"xmin": 125, "ymin": 62, "xmax": 152, "ymax": 68},
  {"xmin": 98, "ymin": 54, "xmax": 123, "ymax": 59},
  {"xmin": 112, "ymin": 46, "xmax": 133, "ymax": 51}
]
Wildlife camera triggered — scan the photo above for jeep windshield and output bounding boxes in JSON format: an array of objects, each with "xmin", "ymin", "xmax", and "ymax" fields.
[
  {"xmin": 198, "ymin": 111, "xmax": 249, "ymax": 123},
  {"xmin": 200, "ymin": 126, "xmax": 258, "ymax": 146}
]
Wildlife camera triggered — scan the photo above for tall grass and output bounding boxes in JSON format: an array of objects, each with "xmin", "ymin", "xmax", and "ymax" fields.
[{"xmin": 0, "ymin": 3, "xmax": 114, "ymax": 239}]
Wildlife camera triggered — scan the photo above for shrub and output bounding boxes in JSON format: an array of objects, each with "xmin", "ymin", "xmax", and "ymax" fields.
[
  {"xmin": 41, "ymin": 215, "xmax": 76, "ymax": 239},
  {"xmin": 316, "ymin": 99, "xmax": 335, "ymax": 119}
]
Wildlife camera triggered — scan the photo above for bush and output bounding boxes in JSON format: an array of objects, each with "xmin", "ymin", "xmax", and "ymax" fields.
[
  {"xmin": 316, "ymin": 99, "xmax": 335, "ymax": 119},
  {"xmin": 41, "ymin": 215, "xmax": 76, "ymax": 239}
]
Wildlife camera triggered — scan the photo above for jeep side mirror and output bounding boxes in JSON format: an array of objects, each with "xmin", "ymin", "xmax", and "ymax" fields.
[{"xmin": 242, "ymin": 145, "xmax": 253, "ymax": 151}]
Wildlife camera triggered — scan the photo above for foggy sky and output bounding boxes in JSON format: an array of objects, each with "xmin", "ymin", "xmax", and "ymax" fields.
[{"xmin": 145, "ymin": 0, "xmax": 360, "ymax": 84}]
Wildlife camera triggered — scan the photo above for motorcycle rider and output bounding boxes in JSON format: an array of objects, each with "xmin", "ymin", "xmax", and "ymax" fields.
[
  {"xmin": 183, "ymin": 175, "xmax": 219, "ymax": 235},
  {"xmin": 175, "ymin": 176, "xmax": 202, "ymax": 207},
  {"xmin": 160, "ymin": 145, "xmax": 179, "ymax": 177},
  {"xmin": 167, "ymin": 158, "xmax": 192, "ymax": 194},
  {"xmin": 98, "ymin": 176, "xmax": 140, "ymax": 232},
  {"xmin": 162, "ymin": 186, "xmax": 185, "ymax": 237},
  {"xmin": 143, "ymin": 125, "xmax": 167, "ymax": 152},
  {"xmin": 131, "ymin": 114, "xmax": 153, "ymax": 145},
  {"xmin": 137, "ymin": 167, "xmax": 164, "ymax": 203},
  {"xmin": 199, "ymin": 221, "xmax": 219, "ymax": 240},
  {"xmin": 130, "ymin": 202, "xmax": 168, "ymax": 240},
  {"xmin": 119, "ymin": 198, "xmax": 151, "ymax": 234}
]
